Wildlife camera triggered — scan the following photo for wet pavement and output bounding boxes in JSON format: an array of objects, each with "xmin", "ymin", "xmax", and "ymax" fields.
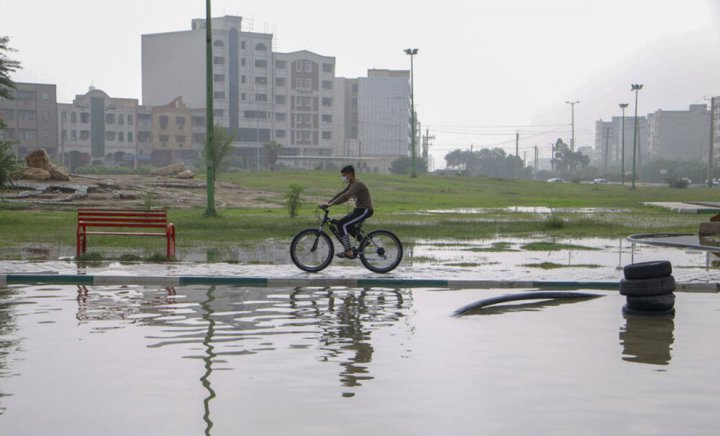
[{"xmin": 1, "ymin": 237, "xmax": 719, "ymax": 285}]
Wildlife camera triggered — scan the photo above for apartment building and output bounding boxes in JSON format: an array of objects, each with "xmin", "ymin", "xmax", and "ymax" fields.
[
  {"xmin": 647, "ymin": 104, "xmax": 710, "ymax": 162},
  {"xmin": 58, "ymin": 87, "xmax": 141, "ymax": 169},
  {"xmin": 141, "ymin": 15, "xmax": 415, "ymax": 172},
  {"xmin": 58, "ymin": 87, "xmax": 206, "ymax": 169},
  {"xmin": 0, "ymin": 82, "xmax": 58, "ymax": 159},
  {"xmin": 594, "ymin": 116, "xmax": 648, "ymax": 168}
]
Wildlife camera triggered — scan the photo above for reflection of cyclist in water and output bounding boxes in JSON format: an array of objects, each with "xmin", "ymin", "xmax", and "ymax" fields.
[{"xmin": 320, "ymin": 165, "xmax": 374, "ymax": 259}]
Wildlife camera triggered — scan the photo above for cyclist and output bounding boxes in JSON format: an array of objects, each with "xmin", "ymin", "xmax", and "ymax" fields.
[{"xmin": 320, "ymin": 165, "xmax": 374, "ymax": 258}]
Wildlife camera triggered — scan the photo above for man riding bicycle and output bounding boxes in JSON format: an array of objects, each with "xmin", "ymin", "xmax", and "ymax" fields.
[{"xmin": 320, "ymin": 165, "xmax": 374, "ymax": 259}]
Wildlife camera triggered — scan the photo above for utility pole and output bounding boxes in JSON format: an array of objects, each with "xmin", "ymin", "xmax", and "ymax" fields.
[
  {"xmin": 515, "ymin": 131, "xmax": 520, "ymax": 178},
  {"xmin": 631, "ymin": 84, "xmax": 643, "ymax": 190},
  {"xmin": 404, "ymin": 48, "xmax": 419, "ymax": 178},
  {"xmin": 534, "ymin": 144, "xmax": 539, "ymax": 171},
  {"xmin": 565, "ymin": 101, "xmax": 580, "ymax": 150},
  {"xmin": 709, "ymin": 96, "xmax": 716, "ymax": 187},
  {"xmin": 604, "ymin": 126, "xmax": 610, "ymax": 173},
  {"xmin": 204, "ymin": 0, "xmax": 216, "ymax": 216},
  {"xmin": 619, "ymin": 103, "xmax": 628, "ymax": 185}
]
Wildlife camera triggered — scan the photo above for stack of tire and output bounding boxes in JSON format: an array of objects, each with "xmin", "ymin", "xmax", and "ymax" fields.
[{"xmin": 620, "ymin": 261, "xmax": 675, "ymax": 315}]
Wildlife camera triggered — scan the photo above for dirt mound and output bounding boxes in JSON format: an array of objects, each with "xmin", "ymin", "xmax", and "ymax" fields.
[{"xmin": 5, "ymin": 173, "xmax": 281, "ymax": 209}]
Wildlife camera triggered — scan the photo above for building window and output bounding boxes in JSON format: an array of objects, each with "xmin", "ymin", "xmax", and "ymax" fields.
[
  {"xmin": 118, "ymin": 113, "xmax": 124, "ymax": 125},
  {"xmin": 159, "ymin": 134, "xmax": 169, "ymax": 143},
  {"xmin": 275, "ymin": 95, "xmax": 286, "ymax": 104},
  {"xmin": 304, "ymin": 61, "xmax": 312, "ymax": 72},
  {"xmin": 159, "ymin": 115, "xmax": 169, "ymax": 130},
  {"xmin": 275, "ymin": 77, "xmax": 286, "ymax": 87},
  {"xmin": 275, "ymin": 60, "xmax": 286, "ymax": 68},
  {"xmin": 295, "ymin": 78, "xmax": 303, "ymax": 89},
  {"xmin": 105, "ymin": 113, "xmax": 115, "ymax": 124},
  {"xmin": 241, "ymin": 41, "xmax": 246, "ymax": 49},
  {"xmin": 255, "ymin": 94, "xmax": 267, "ymax": 102},
  {"xmin": 322, "ymin": 114, "xmax": 332, "ymax": 123},
  {"xmin": 241, "ymin": 75, "xmax": 246, "ymax": 84},
  {"xmin": 214, "ymin": 56, "xmax": 225, "ymax": 65},
  {"xmin": 70, "ymin": 112, "xmax": 76, "ymax": 123},
  {"xmin": 214, "ymin": 91, "xmax": 225, "ymax": 99},
  {"xmin": 322, "ymin": 98, "xmax": 333, "ymax": 107},
  {"xmin": 80, "ymin": 130, "xmax": 90, "ymax": 140},
  {"xmin": 322, "ymin": 131, "xmax": 332, "ymax": 140},
  {"xmin": 42, "ymin": 111, "xmax": 50, "ymax": 121},
  {"xmin": 304, "ymin": 78, "xmax": 311, "ymax": 89},
  {"xmin": 71, "ymin": 130, "xmax": 77, "ymax": 141},
  {"xmin": 255, "ymin": 43, "xmax": 267, "ymax": 51},
  {"xmin": 322, "ymin": 80, "xmax": 332, "ymax": 90},
  {"xmin": 295, "ymin": 61, "xmax": 302, "ymax": 72},
  {"xmin": 214, "ymin": 74, "xmax": 225, "ymax": 82},
  {"xmin": 241, "ymin": 58, "xmax": 246, "ymax": 66},
  {"xmin": 106, "ymin": 131, "xmax": 116, "ymax": 141},
  {"xmin": 255, "ymin": 59, "xmax": 267, "ymax": 68},
  {"xmin": 214, "ymin": 40, "xmax": 225, "ymax": 47},
  {"xmin": 241, "ymin": 93, "xmax": 246, "ymax": 101},
  {"xmin": 276, "ymin": 130, "xmax": 286, "ymax": 138},
  {"xmin": 276, "ymin": 113, "xmax": 286, "ymax": 122},
  {"xmin": 118, "ymin": 132, "xmax": 124, "ymax": 142},
  {"xmin": 192, "ymin": 116, "xmax": 205, "ymax": 126},
  {"xmin": 177, "ymin": 135, "xmax": 186, "ymax": 144},
  {"xmin": 176, "ymin": 116, "xmax": 186, "ymax": 126},
  {"xmin": 80, "ymin": 113, "xmax": 89, "ymax": 123},
  {"xmin": 128, "ymin": 132, "xmax": 133, "ymax": 142},
  {"xmin": 322, "ymin": 63, "xmax": 333, "ymax": 73},
  {"xmin": 41, "ymin": 92, "xmax": 50, "ymax": 102},
  {"xmin": 255, "ymin": 76, "xmax": 267, "ymax": 85},
  {"xmin": 214, "ymin": 109, "xmax": 224, "ymax": 117},
  {"xmin": 128, "ymin": 114, "xmax": 133, "ymax": 125}
]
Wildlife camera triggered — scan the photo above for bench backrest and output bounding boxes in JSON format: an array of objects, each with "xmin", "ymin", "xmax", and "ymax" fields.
[{"xmin": 78, "ymin": 208, "xmax": 169, "ymax": 229}]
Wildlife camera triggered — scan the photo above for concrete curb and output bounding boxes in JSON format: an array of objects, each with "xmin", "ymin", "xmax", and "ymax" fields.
[{"xmin": 1, "ymin": 273, "xmax": 718, "ymax": 292}]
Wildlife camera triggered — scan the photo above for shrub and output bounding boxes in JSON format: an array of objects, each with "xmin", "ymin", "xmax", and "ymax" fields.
[{"xmin": 285, "ymin": 183, "xmax": 304, "ymax": 218}]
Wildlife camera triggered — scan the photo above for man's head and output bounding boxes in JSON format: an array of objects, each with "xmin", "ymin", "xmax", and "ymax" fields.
[{"xmin": 340, "ymin": 165, "xmax": 356, "ymax": 183}]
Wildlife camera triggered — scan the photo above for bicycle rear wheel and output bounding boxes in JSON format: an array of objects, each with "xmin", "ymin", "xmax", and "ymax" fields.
[
  {"xmin": 290, "ymin": 229, "xmax": 334, "ymax": 272},
  {"xmin": 359, "ymin": 230, "xmax": 403, "ymax": 273}
]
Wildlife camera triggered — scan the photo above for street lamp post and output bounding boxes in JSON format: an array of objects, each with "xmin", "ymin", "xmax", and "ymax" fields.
[
  {"xmin": 631, "ymin": 84, "xmax": 643, "ymax": 190},
  {"xmin": 565, "ymin": 100, "xmax": 580, "ymax": 150},
  {"xmin": 619, "ymin": 103, "xmax": 628, "ymax": 185},
  {"xmin": 404, "ymin": 48, "xmax": 418, "ymax": 178}
]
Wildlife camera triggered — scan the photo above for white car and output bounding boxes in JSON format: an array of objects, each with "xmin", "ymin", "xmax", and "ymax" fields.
[
  {"xmin": 546, "ymin": 178, "xmax": 566, "ymax": 183},
  {"xmin": 592, "ymin": 178, "xmax": 608, "ymax": 184}
]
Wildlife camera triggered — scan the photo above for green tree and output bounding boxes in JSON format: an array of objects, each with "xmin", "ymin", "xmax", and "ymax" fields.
[
  {"xmin": 551, "ymin": 138, "xmax": 590, "ymax": 178},
  {"xmin": 264, "ymin": 140, "xmax": 282, "ymax": 171},
  {"xmin": 1, "ymin": 36, "xmax": 21, "ymax": 101},
  {"xmin": 0, "ymin": 36, "xmax": 21, "ymax": 190},
  {"xmin": 202, "ymin": 123, "xmax": 235, "ymax": 181},
  {"xmin": 391, "ymin": 155, "xmax": 428, "ymax": 175}
]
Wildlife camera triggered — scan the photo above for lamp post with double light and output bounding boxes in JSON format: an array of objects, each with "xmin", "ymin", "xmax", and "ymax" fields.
[{"xmin": 404, "ymin": 48, "xmax": 418, "ymax": 178}]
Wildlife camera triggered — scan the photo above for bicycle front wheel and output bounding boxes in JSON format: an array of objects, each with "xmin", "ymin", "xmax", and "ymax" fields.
[
  {"xmin": 359, "ymin": 230, "xmax": 403, "ymax": 273},
  {"xmin": 290, "ymin": 229, "xmax": 334, "ymax": 272}
]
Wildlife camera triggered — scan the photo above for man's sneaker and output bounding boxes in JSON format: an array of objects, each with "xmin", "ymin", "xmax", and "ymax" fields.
[{"xmin": 335, "ymin": 251, "xmax": 356, "ymax": 259}]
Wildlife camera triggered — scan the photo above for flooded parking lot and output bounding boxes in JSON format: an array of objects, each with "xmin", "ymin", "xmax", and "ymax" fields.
[{"xmin": 1, "ymin": 283, "xmax": 719, "ymax": 435}]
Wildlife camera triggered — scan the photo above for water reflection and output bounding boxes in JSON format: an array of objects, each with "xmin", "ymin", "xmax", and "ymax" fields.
[
  {"xmin": 619, "ymin": 312, "xmax": 675, "ymax": 366},
  {"xmin": 74, "ymin": 285, "xmax": 413, "ymax": 397},
  {"xmin": 0, "ymin": 287, "xmax": 21, "ymax": 415}
]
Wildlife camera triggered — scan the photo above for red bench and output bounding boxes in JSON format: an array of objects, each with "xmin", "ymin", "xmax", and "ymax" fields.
[{"xmin": 76, "ymin": 208, "xmax": 176, "ymax": 258}]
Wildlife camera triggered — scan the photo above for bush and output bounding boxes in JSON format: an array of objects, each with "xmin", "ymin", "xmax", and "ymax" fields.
[
  {"xmin": 0, "ymin": 141, "xmax": 20, "ymax": 189},
  {"xmin": 666, "ymin": 177, "xmax": 689, "ymax": 189},
  {"xmin": 285, "ymin": 183, "xmax": 304, "ymax": 218}
]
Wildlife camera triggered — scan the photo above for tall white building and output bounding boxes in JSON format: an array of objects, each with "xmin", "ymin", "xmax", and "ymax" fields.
[
  {"xmin": 594, "ymin": 116, "xmax": 647, "ymax": 168},
  {"xmin": 142, "ymin": 15, "xmax": 416, "ymax": 172}
]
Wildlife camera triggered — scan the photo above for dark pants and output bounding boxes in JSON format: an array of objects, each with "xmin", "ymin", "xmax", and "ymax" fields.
[{"xmin": 337, "ymin": 208, "xmax": 373, "ymax": 239}]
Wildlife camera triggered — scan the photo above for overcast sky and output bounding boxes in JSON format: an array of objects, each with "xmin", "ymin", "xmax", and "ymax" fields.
[{"xmin": 2, "ymin": 0, "xmax": 719, "ymax": 168}]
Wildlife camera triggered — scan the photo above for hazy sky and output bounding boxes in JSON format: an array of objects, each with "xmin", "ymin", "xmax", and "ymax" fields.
[{"xmin": 2, "ymin": 0, "xmax": 719, "ymax": 167}]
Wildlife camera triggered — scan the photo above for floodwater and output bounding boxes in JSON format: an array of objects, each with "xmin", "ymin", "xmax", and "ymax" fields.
[{"xmin": 1, "ymin": 284, "xmax": 719, "ymax": 435}]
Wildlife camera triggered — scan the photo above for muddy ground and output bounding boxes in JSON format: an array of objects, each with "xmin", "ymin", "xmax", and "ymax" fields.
[{"xmin": 5, "ymin": 174, "xmax": 282, "ymax": 209}]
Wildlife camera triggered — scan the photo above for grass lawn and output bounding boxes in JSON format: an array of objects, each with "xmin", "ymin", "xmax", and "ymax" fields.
[{"xmin": 1, "ymin": 170, "xmax": 716, "ymax": 259}]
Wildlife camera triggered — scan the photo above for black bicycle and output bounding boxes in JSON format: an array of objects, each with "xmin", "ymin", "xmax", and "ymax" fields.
[{"xmin": 290, "ymin": 207, "xmax": 403, "ymax": 273}]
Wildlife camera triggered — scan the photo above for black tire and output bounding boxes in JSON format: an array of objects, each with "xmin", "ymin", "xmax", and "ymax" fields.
[
  {"xmin": 359, "ymin": 230, "xmax": 403, "ymax": 273},
  {"xmin": 623, "ymin": 261, "xmax": 672, "ymax": 280},
  {"xmin": 626, "ymin": 293, "xmax": 675, "ymax": 311},
  {"xmin": 622, "ymin": 304, "xmax": 675, "ymax": 317},
  {"xmin": 290, "ymin": 229, "xmax": 334, "ymax": 272},
  {"xmin": 619, "ymin": 276, "xmax": 675, "ymax": 296}
]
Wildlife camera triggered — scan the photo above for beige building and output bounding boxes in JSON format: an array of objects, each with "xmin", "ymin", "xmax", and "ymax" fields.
[
  {"xmin": 0, "ymin": 82, "xmax": 58, "ymax": 160},
  {"xmin": 150, "ymin": 96, "xmax": 204, "ymax": 166}
]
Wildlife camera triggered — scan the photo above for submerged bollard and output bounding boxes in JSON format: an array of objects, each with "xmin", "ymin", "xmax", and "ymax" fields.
[{"xmin": 619, "ymin": 261, "xmax": 675, "ymax": 315}]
